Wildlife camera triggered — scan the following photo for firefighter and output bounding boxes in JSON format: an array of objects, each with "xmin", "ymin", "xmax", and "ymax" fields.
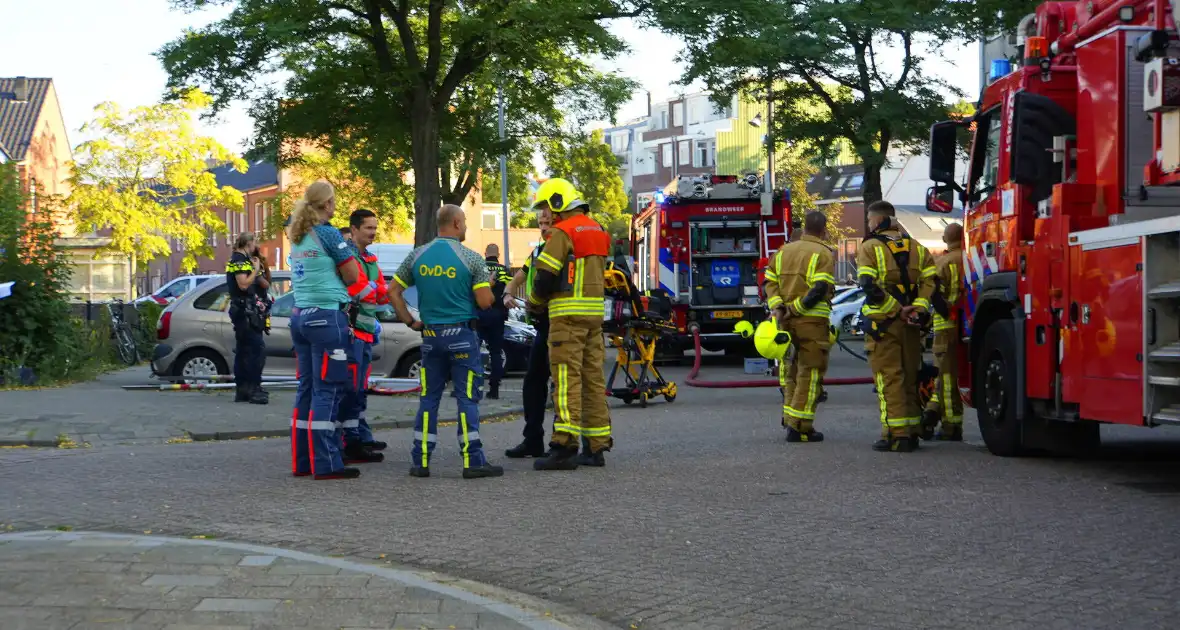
[
  {"xmin": 856, "ymin": 200, "xmax": 937, "ymax": 453},
  {"xmin": 478, "ymin": 244, "xmax": 513, "ymax": 400},
  {"xmin": 527, "ymin": 178, "xmax": 613, "ymax": 470},
  {"xmin": 763, "ymin": 211, "xmax": 835, "ymax": 443},
  {"xmin": 921, "ymin": 222, "xmax": 965, "ymax": 441}
]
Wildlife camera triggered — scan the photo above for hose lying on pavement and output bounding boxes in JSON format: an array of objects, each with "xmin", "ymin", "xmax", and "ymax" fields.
[{"xmin": 685, "ymin": 325, "xmax": 874, "ymax": 389}]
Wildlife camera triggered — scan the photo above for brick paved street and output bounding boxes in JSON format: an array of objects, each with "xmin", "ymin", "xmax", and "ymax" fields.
[
  {"xmin": 0, "ymin": 366, "xmax": 525, "ymax": 447},
  {"xmin": 4, "ymin": 347, "xmax": 1180, "ymax": 629},
  {"xmin": 0, "ymin": 531, "xmax": 601, "ymax": 629}
]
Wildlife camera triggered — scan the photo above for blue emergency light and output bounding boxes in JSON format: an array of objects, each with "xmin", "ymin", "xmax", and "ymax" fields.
[
  {"xmin": 654, "ymin": 190, "xmax": 666, "ymax": 203},
  {"xmin": 989, "ymin": 59, "xmax": 1012, "ymax": 82}
]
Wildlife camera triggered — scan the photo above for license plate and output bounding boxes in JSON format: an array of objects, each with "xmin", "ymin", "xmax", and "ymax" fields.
[{"xmin": 712, "ymin": 310, "xmax": 743, "ymax": 319}]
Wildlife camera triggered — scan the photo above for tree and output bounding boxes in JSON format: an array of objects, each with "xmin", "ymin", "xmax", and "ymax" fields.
[
  {"xmin": 68, "ymin": 90, "xmax": 246, "ymax": 275},
  {"xmin": 777, "ymin": 148, "xmax": 854, "ymax": 248},
  {"xmin": 159, "ymin": 0, "xmax": 640, "ymax": 246},
  {"xmin": 652, "ymin": 0, "xmax": 1029, "ymax": 233},
  {"xmin": 265, "ymin": 148, "xmax": 414, "ymax": 242},
  {"xmin": 480, "ymin": 145, "xmax": 538, "ymax": 228},
  {"xmin": 542, "ymin": 130, "xmax": 630, "ymax": 241}
]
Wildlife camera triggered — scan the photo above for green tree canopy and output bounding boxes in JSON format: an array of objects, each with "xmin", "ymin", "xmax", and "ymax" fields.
[
  {"xmin": 652, "ymin": 0, "xmax": 1031, "ymax": 232},
  {"xmin": 776, "ymin": 148, "xmax": 853, "ymax": 248},
  {"xmin": 542, "ymin": 129, "xmax": 630, "ymax": 240},
  {"xmin": 480, "ymin": 145, "xmax": 538, "ymax": 228},
  {"xmin": 67, "ymin": 90, "xmax": 246, "ymax": 274},
  {"xmin": 159, "ymin": 0, "xmax": 639, "ymax": 246}
]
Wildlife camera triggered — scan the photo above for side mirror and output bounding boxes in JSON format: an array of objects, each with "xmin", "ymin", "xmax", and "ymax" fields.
[
  {"xmin": 929, "ymin": 120, "xmax": 965, "ymax": 183},
  {"xmin": 925, "ymin": 185, "xmax": 955, "ymax": 214}
]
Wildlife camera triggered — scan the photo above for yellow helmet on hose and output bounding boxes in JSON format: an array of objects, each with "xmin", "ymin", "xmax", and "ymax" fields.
[{"xmin": 754, "ymin": 320, "xmax": 791, "ymax": 361}]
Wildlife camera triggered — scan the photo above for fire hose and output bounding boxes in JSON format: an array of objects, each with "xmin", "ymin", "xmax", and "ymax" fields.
[{"xmin": 685, "ymin": 323, "xmax": 875, "ymax": 389}]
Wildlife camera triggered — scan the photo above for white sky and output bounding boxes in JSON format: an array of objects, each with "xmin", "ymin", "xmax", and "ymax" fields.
[{"xmin": 1, "ymin": 1, "xmax": 982, "ymax": 154}]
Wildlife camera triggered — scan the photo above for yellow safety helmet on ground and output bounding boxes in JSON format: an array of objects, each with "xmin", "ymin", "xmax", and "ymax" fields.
[
  {"xmin": 532, "ymin": 178, "xmax": 588, "ymax": 213},
  {"xmin": 754, "ymin": 320, "xmax": 791, "ymax": 361}
]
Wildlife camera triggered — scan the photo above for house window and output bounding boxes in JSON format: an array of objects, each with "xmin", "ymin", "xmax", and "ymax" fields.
[
  {"xmin": 29, "ymin": 177, "xmax": 37, "ymax": 212},
  {"xmin": 672, "ymin": 102, "xmax": 684, "ymax": 127},
  {"xmin": 254, "ymin": 203, "xmax": 262, "ymax": 231},
  {"xmin": 662, "ymin": 143, "xmax": 673, "ymax": 167},
  {"xmin": 482, "ymin": 209, "xmax": 502, "ymax": 230},
  {"xmin": 678, "ymin": 141, "xmax": 690, "ymax": 166},
  {"xmin": 654, "ymin": 108, "xmax": 668, "ymax": 130},
  {"xmin": 694, "ymin": 139, "xmax": 716, "ymax": 167}
]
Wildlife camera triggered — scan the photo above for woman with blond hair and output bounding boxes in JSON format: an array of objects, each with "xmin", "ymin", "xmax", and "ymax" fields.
[{"xmin": 286, "ymin": 179, "xmax": 373, "ymax": 480}]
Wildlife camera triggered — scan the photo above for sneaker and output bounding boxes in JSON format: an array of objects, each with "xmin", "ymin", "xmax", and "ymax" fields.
[
  {"xmin": 409, "ymin": 466, "xmax": 430, "ymax": 478},
  {"xmin": 786, "ymin": 429, "xmax": 824, "ymax": 443},
  {"xmin": 533, "ymin": 445, "xmax": 579, "ymax": 471},
  {"xmin": 505, "ymin": 440, "xmax": 546, "ymax": 458},
  {"xmin": 462, "ymin": 464, "xmax": 505, "ymax": 479},
  {"xmin": 313, "ymin": 467, "xmax": 360, "ymax": 480}
]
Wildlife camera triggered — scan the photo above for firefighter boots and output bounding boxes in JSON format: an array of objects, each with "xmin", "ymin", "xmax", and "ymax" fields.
[
  {"xmin": 506, "ymin": 440, "xmax": 547, "ymax": 458},
  {"xmin": 786, "ymin": 428, "xmax": 824, "ymax": 443},
  {"xmin": 920, "ymin": 410, "xmax": 940, "ymax": 440},
  {"xmin": 935, "ymin": 424, "xmax": 963, "ymax": 441},
  {"xmin": 363, "ymin": 439, "xmax": 387, "ymax": 451},
  {"xmin": 575, "ymin": 448, "xmax": 606, "ymax": 467},
  {"xmin": 463, "ymin": 463, "xmax": 505, "ymax": 479},
  {"xmin": 872, "ymin": 436, "xmax": 916, "ymax": 453},
  {"xmin": 533, "ymin": 445, "xmax": 579, "ymax": 471}
]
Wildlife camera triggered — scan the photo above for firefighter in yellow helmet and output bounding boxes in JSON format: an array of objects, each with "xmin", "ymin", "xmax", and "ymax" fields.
[
  {"xmin": 857, "ymin": 200, "xmax": 937, "ymax": 452},
  {"xmin": 527, "ymin": 178, "xmax": 614, "ymax": 470},
  {"xmin": 763, "ymin": 211, "xmax": 835, "ymax": 443},
  {"xmin": 921, "ymin": 222, "xmax": 965, "ymax": 441}
]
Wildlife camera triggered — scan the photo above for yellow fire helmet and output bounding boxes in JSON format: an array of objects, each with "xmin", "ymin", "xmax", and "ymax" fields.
[
  {"xmin": 733, "ymin": 320, "xmax": 755, "ymax": 338},
  {"xmin": 532, "ymin": 178, "xmax": 587, "ymax": 213},
  {"xmin": 753, "ymin": 319, "xmax": 792, "ymax": 361}
]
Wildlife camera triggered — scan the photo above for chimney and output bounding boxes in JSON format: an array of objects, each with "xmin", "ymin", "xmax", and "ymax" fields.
[{"xmin": 12, "ymin": 77, "xmax": 28, "ymax": 102}]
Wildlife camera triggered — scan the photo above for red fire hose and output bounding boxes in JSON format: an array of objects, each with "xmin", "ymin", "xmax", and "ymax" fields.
[
  {"xmin": 368, "ymin": 386, "xmax": 420, "ymax": 396},
  {"xmin": 685, "ymin": 325, "xmax": 874, "ymax": 388}
]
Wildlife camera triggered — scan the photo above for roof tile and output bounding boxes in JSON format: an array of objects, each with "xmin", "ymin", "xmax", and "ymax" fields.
[{"xmin": 0, "ymin": 77, "xmax": 53, "ymax": 162}]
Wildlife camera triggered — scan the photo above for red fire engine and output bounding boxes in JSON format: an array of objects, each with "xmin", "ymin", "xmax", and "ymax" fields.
[
  {"xmin": 630, "ymin": 173, "xmax": 793, "ymax": 352},
  {"xmin": 925, "ymin": 0, "xmax": 1180, "ymax": 455}
]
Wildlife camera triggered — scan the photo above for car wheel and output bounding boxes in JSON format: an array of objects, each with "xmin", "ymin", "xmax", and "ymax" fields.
[
  {"xmin": 173, "ymin": 348, "xmax": 228, "ymax": 384},
  {"xmin": 840, "ymin": 314, "xmax": 855, "ymax": 334},
  {"xmin": 394, "ymin": 349, "xmax": 422, "ymax": 379}
]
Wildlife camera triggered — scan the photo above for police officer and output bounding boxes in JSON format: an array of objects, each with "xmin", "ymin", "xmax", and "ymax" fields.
[
  {"xmin": 764, "ymin": 211, "xmax": 835, "ymax": 443},
  {"xmin": 337, "ymin": 209, "xmax": 389, "ymax": 464},
  {"xmin": 921, "ymin": 222, "xmax": 965, "ymax": 441},
  {"xmin": 389, "ymin": 204, "xmax": 504, "ymax": 479},
  {"xmin": 478, "ymin": 244, "xmax": 513, "ymax": 399},
  {"xmin": 527, "ymin": 178, "xmax": 613, "ymax": 470},
  {"xmin": 502, "ymin": 209, "xmax": 556, "ymax": 458},
  {"xmin": 226, "ymin": 232, "xmax": 269, "ymax": 405},
  {"xmin": 856, "ymin": 201, "xmax": 937, "ymax": 452}
]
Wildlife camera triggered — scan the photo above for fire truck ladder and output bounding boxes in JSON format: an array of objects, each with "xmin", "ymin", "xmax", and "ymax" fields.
[{"xmin": 761, "ymin": 219, "xmax": 789, "ymax": 255}]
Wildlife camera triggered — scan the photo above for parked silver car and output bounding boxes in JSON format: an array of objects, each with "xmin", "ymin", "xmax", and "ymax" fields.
[{"xmin": 151, "ymin": 271, "xmax": 424, "ymax": 380}]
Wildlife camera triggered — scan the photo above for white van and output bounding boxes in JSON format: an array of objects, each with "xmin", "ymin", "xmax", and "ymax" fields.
[{"xmin": 367, "ymin": 243, "xmax": 414, "ymax": 275}]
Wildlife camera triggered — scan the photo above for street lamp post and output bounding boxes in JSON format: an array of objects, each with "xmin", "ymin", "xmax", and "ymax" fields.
[
  {"xmin": 497, "ymin": 79, "xmax": 510, "ymax": 265},
  {"xmin": 747, "ymin": 74, "xmax": 776, "ymax": 194}
]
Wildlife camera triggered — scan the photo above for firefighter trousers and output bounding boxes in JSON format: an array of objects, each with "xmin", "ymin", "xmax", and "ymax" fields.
[
  {"xmin": 866, "ymin": 318, "xmax": 925, "ymax": 439},
  {"xmin": 925, "ymin": 329, "xmax": 963, "ymax": 426},
  {"xmin": 548, "ymin": 315, "xmax": 612, "ymax": 453},
  {"xmin": 779, "ymin": 317, "xmax": 830, "ymax": 433}
]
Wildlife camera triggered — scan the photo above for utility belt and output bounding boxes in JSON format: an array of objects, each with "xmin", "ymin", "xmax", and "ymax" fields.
[{"xmin": 230, "ymin": 296, "xmax": 266, "ymax": 333}]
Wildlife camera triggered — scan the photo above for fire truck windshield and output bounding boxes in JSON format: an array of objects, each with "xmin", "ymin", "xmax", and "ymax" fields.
[{"xmin": 970, "ymin": 113, "xmax": 1003, "ymax": 201}]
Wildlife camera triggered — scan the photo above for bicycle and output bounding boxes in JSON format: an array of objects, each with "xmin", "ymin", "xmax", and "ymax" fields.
[{"xmin": 107, "ymin": 298, "xmax": 139, "ymax": 366}]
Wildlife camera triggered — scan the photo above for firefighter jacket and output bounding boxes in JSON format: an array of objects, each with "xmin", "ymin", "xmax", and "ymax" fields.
[
  {"xmin": 763, "ymin": 234, "xmax": 836, "ymax": 319},
  {"xmin": 528, "ymin": 212, "xmax": 611, "ymax": 318},
  {"xmin": 855, "ymin": 227, "xmax": 937, "ymax": 321},
  {"xmin": 931, "ymin": 246, "xmax": 963, "ymax": 332}
]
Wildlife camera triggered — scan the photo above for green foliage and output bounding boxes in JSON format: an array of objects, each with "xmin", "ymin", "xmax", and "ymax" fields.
[
  {"xmin": 265, "ymin": 148, "xmax": 414, "ymax": 243},
  {"xmin": 652, "ymin": 0, "xmax": 1032, "ymax": 204},
  {"xmin": 480, "ymin": 147, "xmax": 538, "ymax": 228},
  {"xmin": 159, "ymin": 0, "xmax": 641, "ymax": 246},
  {"xmin": 68, "ymin": 90, "xmax": 247, "ymax": 276},
  {"xmin": 541, "ymin": 130, "xmax": 630, "ymax": 241},
  {"xmin": 0, "ymin": 166, "xmax": 111, "ymax": 385},
  {"xmin": 776, "ymin": 148, "xmax": 853, "ymax": 248}
]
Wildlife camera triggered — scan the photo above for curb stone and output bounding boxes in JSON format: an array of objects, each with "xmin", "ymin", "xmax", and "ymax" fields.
[{"xmin": 0, "ymin": 530, "xmax": 622, "ymax": 630}]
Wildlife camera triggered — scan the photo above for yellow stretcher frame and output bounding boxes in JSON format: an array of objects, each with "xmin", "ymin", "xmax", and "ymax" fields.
[{"xmin": 603, "ymin": 267, "xmax": 678, "ymax": 408}]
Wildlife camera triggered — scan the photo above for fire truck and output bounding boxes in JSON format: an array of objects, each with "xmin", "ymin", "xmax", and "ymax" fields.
[
  {"xmin": 925, "ymin": 0, "xmax": 1180, "ymax": 455},
  {"xmin": 630, "ymin": 173, "xmax": 793, "ymax": 352}
]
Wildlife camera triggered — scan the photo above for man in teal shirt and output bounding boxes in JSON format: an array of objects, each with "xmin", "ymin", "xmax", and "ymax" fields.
[{"xmin": 389, "ymin": 204, "xmax": 502, "ymax": 479}]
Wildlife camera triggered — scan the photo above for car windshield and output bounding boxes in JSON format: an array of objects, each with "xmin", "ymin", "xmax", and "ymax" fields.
[{"xmin": 833, "ymin": 289, "xmax": 862, "ymax": 305}]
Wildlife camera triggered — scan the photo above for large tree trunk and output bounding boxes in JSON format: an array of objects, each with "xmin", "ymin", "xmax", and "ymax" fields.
[
  {"xmin": 411, "ymin": 100, "xmax": 441, "ymax": 246},
  {"xmin": 861, "ymin": 163, "xmax": 883, "ymax": 237}
]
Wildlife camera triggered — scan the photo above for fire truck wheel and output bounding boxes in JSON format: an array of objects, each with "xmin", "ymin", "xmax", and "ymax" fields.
[{"xmin": 975, "ymin": 321, "xmax": 1028, "ymax": 457}]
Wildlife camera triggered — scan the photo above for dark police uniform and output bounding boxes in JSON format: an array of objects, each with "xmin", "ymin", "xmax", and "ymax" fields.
[
  {"xmin": 226, "ymin": 252, "xmax": 267, "ymax": 404},
  {"xmin": 477, "ymin": 255, "xmax": 513, "ymax": 399}
]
